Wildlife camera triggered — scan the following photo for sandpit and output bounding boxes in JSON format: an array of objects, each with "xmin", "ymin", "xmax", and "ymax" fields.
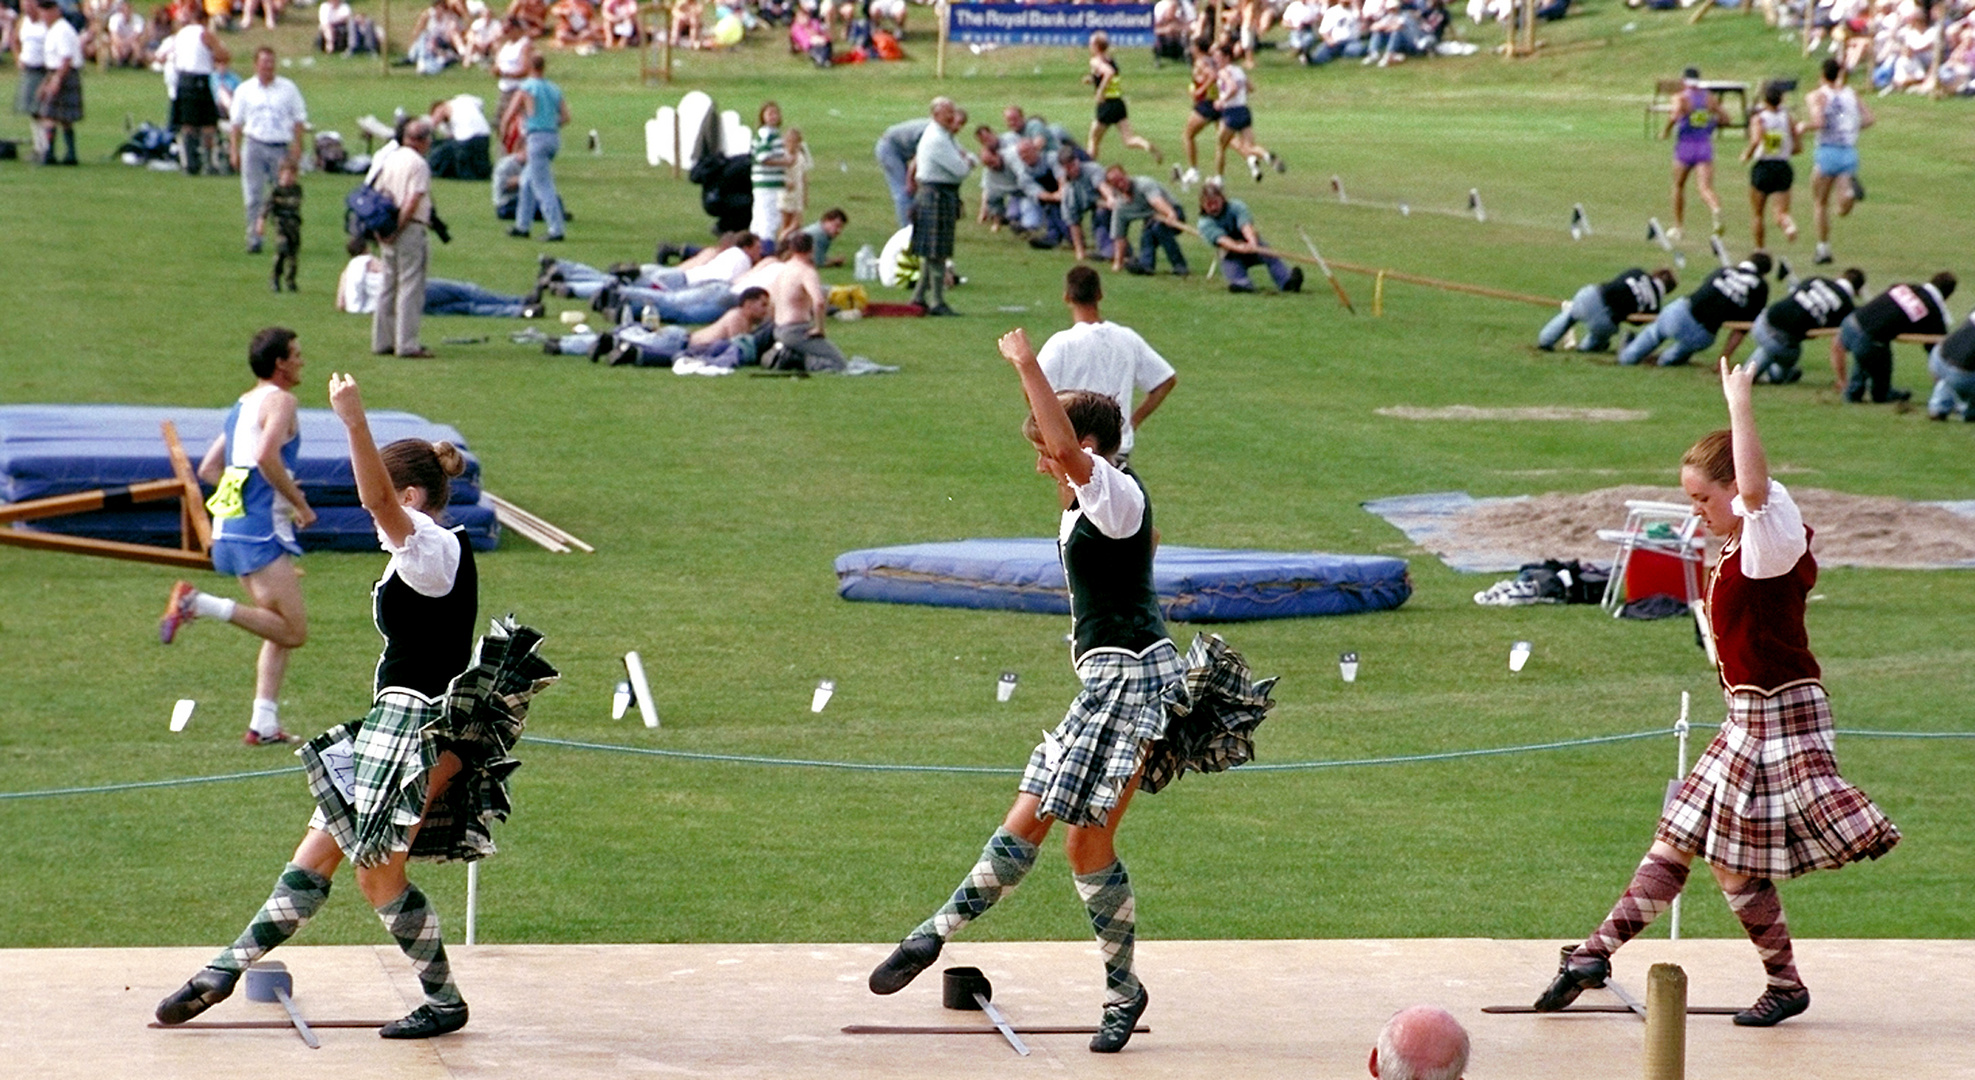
[{"xmin": 1459, "ymin": 486, "xmax": 1975, "ymax": 570}]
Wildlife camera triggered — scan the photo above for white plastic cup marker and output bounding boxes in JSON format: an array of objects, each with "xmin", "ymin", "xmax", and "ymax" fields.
[
  {"xmin": 169, "ymin": 699, "xmax": 196, "ymax": 732},
  {"xmin": 1510, "ymin": 641, "xmax": 1532, "ymax": 673},
  {"xmin": 812, "ymin": 679, "xmax": 836, "ymax": 713},
  {"xmin": 611, "ymin": 680, "xmax": 632, "ymax": 720},
  {"xmin": 1338, "ymin": 652, "xmax": 1359, "ymax": 684},
  {"xmin": 997, "ymin": 672, "xmax": 1018, "ymax": 702}
]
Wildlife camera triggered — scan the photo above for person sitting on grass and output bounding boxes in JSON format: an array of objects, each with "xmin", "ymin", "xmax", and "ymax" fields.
[
  {"xmin": 1196, "ymin": 180, "xmax": 1302, "ymax": 295},
  {"xmin": 545, "ymin": 285, "xmax": 774, "ymax": 367},
  {"xmin": 1538, "ymin": 266, "xmax": 1677, "ymax": 354},
  {"xmin": 1105, "ymin": 165, "xmax": 1188, "ymax": 277}
]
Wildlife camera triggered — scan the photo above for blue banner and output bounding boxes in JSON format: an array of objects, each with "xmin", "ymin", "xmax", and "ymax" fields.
[{"xmin": 948, "ymin": 3, "xmax": 1154, "ymax": 47}]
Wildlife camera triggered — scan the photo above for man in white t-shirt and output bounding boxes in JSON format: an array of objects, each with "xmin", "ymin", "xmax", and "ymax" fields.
[{"xmin": 1035, "ymin": 265, "xmax": 1178, "ymax": 464}]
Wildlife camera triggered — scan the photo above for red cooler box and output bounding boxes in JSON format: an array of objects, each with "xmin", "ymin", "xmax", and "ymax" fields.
[{"xmin": 1624, "ymin": 548, "xmax": 1702, "ymax": 604}]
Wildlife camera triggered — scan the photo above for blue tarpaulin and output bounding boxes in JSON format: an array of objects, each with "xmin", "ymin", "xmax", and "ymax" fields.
[{"xmin": 835, "ymin": 538, "xmax": 1411, "ymax": 622}]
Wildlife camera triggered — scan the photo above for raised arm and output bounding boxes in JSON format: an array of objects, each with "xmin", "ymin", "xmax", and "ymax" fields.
[
  {"xmin": 1718, "ymin": 356, "xmax": 1768, "ymax": 511},
  {"xmin": 998, "ymin": 328, "xmax": 1092, "ymax": 487},
  {"xmin": 327, "ymin": 373, "xmax": 415, "ymax": 545}
]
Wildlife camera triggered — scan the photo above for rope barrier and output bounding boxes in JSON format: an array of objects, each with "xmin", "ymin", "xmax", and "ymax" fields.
[{"xmin": 4, "ymin": 725, "xmax": 1967, "ymax": 801}]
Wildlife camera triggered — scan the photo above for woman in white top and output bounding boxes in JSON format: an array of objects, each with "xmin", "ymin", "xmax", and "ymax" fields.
[
  {"xmin": 168, "ymin": 6, "xmax": 228, "ymax": 174},
  {"xmin": 1740, "ymin": 84, "xmax": 1800, "ymax": 250},
  {"xmin": 492, "ymin": 19, "xmax": 533, "ymax": 125},
  {"xmin": 155, "ymin": 372, "xmax": 556, "ymax": 1043},
  {"xmin": 12, "ymin": 4, "xmax": 48, "ymax": 160},
  {"xmin": 32, "ymin": 0, "xmax": 83, "ymax": 166}
]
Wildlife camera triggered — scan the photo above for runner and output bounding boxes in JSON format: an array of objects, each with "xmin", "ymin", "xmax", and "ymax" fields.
[
  {"xmin": 1532, "ymin": 358, "xmax": 1899, "ymax": 1029},
  {"xmin": 1661, "ymin": 67, "xmax": 1729, "ymax": 242},
  {"xmin": 161, "ymin": 328, "xmax": 317, "ymax": 746},
  {"xmin": 1086, "ymin": 31, "xmax": 1161, "ymax": 163},
  {"xmin": 1174, "ymin": 51, "xmax": 1219, "ymax": 190},
  {"xmin": 1740, "ymin": 84, "xmax": 1799, "ymax": 251},
  {"xmin": 1804, "ymin": 58, "xmax": 1872, "ymax": 265},
  {"xmin": 1210, "ymin": 41, "xmax": 1283, "ymax": 184}
]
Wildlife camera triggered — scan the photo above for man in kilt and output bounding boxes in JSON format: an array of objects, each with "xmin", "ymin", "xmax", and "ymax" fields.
[
  {"xmin": 908, "ymin": 97, "xmax": 973, "ymax": 317},
  {"xmin": 31, "ymin": 0, "xmax": 83, "ymax": 166},
  {"xmin": 156, "ymin": 374, "xmax": 557, "ymax": 1040},
  {"xmin": 867, "ymin": 328, "xmax": 1274, "ymax": 1054},
  {"xmin": 1534, "ymin": 357, "xmax": 1899, "ymax": 1028}
]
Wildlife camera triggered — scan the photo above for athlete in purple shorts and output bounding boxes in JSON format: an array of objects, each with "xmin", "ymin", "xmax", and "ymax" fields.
[{"xmin": 1662, "ymin": 67, "xmax": 1731, "ymax": 241}]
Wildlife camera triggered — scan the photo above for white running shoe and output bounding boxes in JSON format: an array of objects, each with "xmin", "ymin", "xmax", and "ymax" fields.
[
  {"xmin": 1246, "ymin": 155, "xmax": 1263, "ymax": 182},
  {"xmin": 1181, "ymin": 166, "xmax": 1201, "ymax": 186}
]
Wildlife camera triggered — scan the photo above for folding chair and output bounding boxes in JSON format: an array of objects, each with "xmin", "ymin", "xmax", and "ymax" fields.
[{"xmin": 1596, "ymin": 500, "xmax": 1707, "ymax": 615}]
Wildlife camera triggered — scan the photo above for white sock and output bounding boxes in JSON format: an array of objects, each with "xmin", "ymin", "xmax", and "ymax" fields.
[
  {"xmin": 251, "ymin": 698, "xmax": 281, "ymax": 737},
  {"xmin": 192, "ymin": 592, "xmax": 237, "ymax": 622}
]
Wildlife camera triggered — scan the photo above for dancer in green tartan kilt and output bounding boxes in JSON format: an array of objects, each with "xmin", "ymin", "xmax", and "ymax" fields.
[
  {"xmin": 156, "ymin": 373, "xmax": 556, "ymax": 1040},
  {"xmin": 867, "ymin": 327, "xmax": 1274, "ymax": 1054}
]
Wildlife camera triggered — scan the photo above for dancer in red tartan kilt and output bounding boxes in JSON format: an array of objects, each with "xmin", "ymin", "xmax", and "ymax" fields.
[{"xmin": 1533, "ymin": 356, "xmax": 1899, "ymax": 1027}]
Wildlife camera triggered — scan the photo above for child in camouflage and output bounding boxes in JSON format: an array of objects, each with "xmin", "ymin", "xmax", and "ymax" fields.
[{"xmin": 266, "ymin": 159, "xmax": 303, "ymax": 292}]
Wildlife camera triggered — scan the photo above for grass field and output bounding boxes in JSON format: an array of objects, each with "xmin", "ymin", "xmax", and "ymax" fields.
[{"xmin": 1, "ymin": 2, "xmax": 1972, "ymax": 955}]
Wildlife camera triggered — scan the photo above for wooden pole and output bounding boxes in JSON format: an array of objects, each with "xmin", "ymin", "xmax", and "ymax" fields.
[
  {"xmin": 161, "ymin": 422, "xmax": 213, "ymax": 554},
  {"xmin": 1643, "ymin": 964, "xmax": 1687, "ymax": 1080},
  {"xmin": 0, "ymin": 529, "xmax": 214, "ymax": 570},
  {"xmin": 1373, "ymin": 270, "xmax": 1386, "ymax": 316},
  {"xmin": 935, "ymin": 0, "xmax": 949, "ymax": 80},
  {"xmin": 661, "ymin": 0, "xmax": 674, "ymax": 85},
  {"xmin": 0, "ymin": 480, "xmax": 186, "ymax": 525},
  {"xmin": 1519, "ymin": 0, "xmax": 1535, "ymax": 54},
  {"xmin": 380, "ymin": 0, "xmax": 391, "ymax": 75}
]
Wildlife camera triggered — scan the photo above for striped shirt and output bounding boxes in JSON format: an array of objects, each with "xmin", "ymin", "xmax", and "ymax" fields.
[{"xmin": 751, "ymin": 125, "xmax": 787, "ymax": 189}]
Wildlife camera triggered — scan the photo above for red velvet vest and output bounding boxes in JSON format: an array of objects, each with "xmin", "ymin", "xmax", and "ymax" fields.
[{"xmin": 1705, "ymin": 524, "xmax": 1821, "ymax": 695}]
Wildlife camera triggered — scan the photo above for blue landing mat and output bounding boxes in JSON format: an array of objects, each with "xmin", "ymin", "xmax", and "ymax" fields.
[
  {"xmin": 835, "ymin": 539, "xmax": 1411, "ymax": 621},
  {"xmin": 0, "ymin": 405, "xmax": 482, "ymax": 506}
]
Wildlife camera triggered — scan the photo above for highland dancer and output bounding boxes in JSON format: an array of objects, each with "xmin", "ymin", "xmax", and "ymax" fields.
[
  {"xmin": 155, "ymin": 373, "xmax": 556, "ymax": 1040},
  {"xmin": 868, "ymin": 328, "xmax": 1272, "ymax": 1053},
  {"xmin": 1533, "ymin": 358, "xmax": 1899, "ymax": 1027}
]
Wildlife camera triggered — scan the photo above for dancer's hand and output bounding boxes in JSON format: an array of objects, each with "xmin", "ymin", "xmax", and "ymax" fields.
[
  {"xmin": 328, "ymin": 372, "xmax": 366, "ymax": 427},
  {"xmin": 997, "ymin": 328, "xmax": 1035, "ymax": 368},
  {"xmin": 1719, "ymin": 355, "xmax": 1755, "ymax": 413}
]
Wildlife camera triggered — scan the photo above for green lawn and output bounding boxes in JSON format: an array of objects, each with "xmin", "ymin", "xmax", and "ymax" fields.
[{"xmin": 1, "ymin": 2, "xmax": 1971, "ymax": 951}]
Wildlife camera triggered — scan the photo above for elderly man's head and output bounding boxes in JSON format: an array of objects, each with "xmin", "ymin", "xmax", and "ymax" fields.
[
  {"xmin": 1016, "ymin": 137, "xmax": 1042, "ymax": 166},
  {"xmin": 931, "ymin": 95, "xmax": 956, "ymax": 128},
  {"xmin": 1369, "ymin": 1006, "xmax": 1468, "ymax": 1080},
  {"xmin": 1003, "ymin": 105, "xmax": 1026, "ymax": 131},
  {"xmin": 402, "ymin": 117, "xmax": 435, "ymax": 149}
]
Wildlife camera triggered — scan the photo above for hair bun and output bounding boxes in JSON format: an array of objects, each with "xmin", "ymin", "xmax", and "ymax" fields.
[{"xmin": 432, "ymin": 441, "xmax": 467, "ymax": 478}]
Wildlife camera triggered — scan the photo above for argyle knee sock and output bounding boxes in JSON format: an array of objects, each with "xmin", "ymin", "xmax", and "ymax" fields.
[
  {"xmin": 928, "ymin": 261, "xmax": 947, "ymax": 307},
  {"xmin": 910, "ymin": 827, "xmax": 1038, "ymax": 942},
  {"xmin": 210, "ymin": 862, "xmax": 333, "ymax": 973},
  {"xmin": 376, "ymin": 883, "xmax": 463, "ymax": 1008},
  {"xmin": 1574, "ymin": 851, "xmax": 1690, "ymax": 964},
  {"xmin": 1074, "ymin": 860, "xmax": 1139, "ymax": 1006},
  {"xmin": 1724, "ymin": 878, "xmax": 1802, "ymax": 990}
]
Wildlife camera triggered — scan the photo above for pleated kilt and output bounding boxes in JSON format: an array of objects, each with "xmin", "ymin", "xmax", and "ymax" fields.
[
  {"xmin": 1139, "ymin": 633, "xmax": 1278, "ymax": 794},
  {"xmin": 300, "ymin": 618, "xmax": 558, "ymax": 867},
  {"xmin": 14, "ymin": 66, "xmax": 46, "ymax": 115},
  {"xmin": 37, "ymin": 68, "xmax": 81, "ymax": 123},
  {"xmin": 1655, "ymin": 682, "xmax": 1900, "ymax": 880},
  {"xmin": 1019, "ymin": 639, "xmax": 1187, "ymax": 829},
  {"xmin": 910, "ymin": 182, "xmax": 959, "ymax": 260}
]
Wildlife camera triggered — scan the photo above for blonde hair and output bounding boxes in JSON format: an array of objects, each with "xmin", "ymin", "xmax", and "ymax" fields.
[{"xmin": 1681, "ymin": 428, "xmax": 1734, "ymax": 486}]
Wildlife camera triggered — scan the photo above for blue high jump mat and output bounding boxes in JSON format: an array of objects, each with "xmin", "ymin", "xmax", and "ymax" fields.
[
  {"xmin": 835, "ymin": 539, "xmax": 1411, "ymax": 621},
  {"xmin": 0, "ymin": 405, "xmax": 499, "ymax": 551}
]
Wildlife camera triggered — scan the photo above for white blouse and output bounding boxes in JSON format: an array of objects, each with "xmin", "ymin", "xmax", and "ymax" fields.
[
  {"xmin": 1730, "ymin": 478, "xmax": 1808, "ymax": 580},
  {"xmin": 378, "ymin": 505, "xmax": 462, "ymax": 598},
  {"xmin": 1058, "ymin": 450, "xmax": 1146, "ymax": 542}
]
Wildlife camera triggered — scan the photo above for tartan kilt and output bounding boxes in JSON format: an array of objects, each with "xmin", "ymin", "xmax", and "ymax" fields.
[
  {"xmin": 14, "ymin": 67, "xmax": 46, "ymax": 116},
  {"xmin": 910, "ymin": 182, "xmax": 959, "ymax": 260},
  {"xmin": 1019, "ymin": 639, "xmax": 1187, "ymax": 829},
  {"xmin": 1655, "ymin": 682, "xmax": 1900, "ymax": 880},
  {"xmin": 300, "ymin": 618, "xmax": 558, "ymax": 868},
  {"xmin": 1140, "ymin": 633, "xmax": 1278, "ymax": 794},
  {"xmin": 37, "ymin": 69, "xmax": 82, "ymax": 124}
]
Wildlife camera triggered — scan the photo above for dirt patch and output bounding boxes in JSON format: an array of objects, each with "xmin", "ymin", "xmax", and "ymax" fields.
[
  {"xmin": 1378, "ymin": 405, "xmax": 1651, "ymax": 422},
  {"xmin": 1457, "ymin": 486, "xmax": 1975, "ymax": 569}
]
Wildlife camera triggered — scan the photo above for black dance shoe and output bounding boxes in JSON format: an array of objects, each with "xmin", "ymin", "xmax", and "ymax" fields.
[
  {"xmin": 1533, "ymin": 945, "xmax": 1610, "ymax": 1012},
  {"xmin": 155, "ymin": 966, "xmax": 240, "ymax": 1025},
  {"xmin": 1089, "ymin": 985, "xmax": 1149, "ymax": 1053},
  {"xmin": 867, "ymin": 935, "xmax": 941, "ymax": 995},
  {"xmin": 1733, "ymin": 986, "xmax": 1809, "ymax": 1027},
  {"xmin": 379, "ymin": 1002, "xmax": 469, "ymax": 1039}
]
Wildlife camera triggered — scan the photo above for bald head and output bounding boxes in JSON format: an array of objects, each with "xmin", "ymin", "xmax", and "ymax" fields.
[{"xmin": 1370, "ymin": 1007, "xmax": 1468, "ymax": 1080}]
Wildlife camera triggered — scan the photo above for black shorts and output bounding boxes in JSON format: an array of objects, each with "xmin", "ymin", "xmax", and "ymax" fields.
[
  {"xmin": 1192, "ymin": 99, "xmax": 1221, "ymax": 122},
  {"xmin": 1751, "ymin": 159, "xmax": 1794, "ymax": 195},
  {"xmin": 1220, "ymin": 105, "xmax": 1253, "ymax": 132},
  {"xmin": 1095, "ymin": 98, "xmax": 1128, "ymax": 126}
]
